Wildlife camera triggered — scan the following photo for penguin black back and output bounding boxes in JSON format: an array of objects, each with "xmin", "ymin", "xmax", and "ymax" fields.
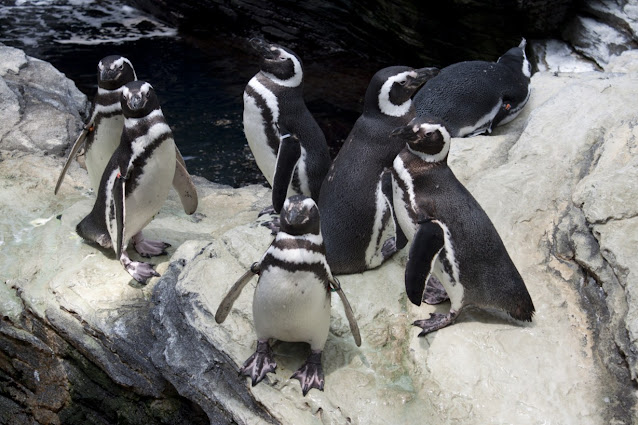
[{"xmin": 413, "ymin": 39, "xmax": 531, "ymax": 138}]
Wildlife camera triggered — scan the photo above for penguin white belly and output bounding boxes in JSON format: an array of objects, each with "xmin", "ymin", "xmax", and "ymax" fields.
[
  {"xmin": 457, "ymin": 100, "xmax": 502, "ymax": 137},
  {"xmin": 86, "ymin": 115, "xmax": 124, "ymax": 190},
  {"xmin": 391, "ymin": 161, "xmax": 418, "ymax": 241},
  {"xmin": 253, "ymin": 268, "xmax": 330, "ymax": 350},
  {"xmin": 431, "ymin": 223, "xmax": 464, "ymax": 312},
  {"xmin": 121, "ymin": 138, "xmax": 176, "ymax": 245},
  {"xmin": 243, "ymin": 91, "xmax": 277, "ymax": 186},
  {"xmin": 364, "ymin": 176, "xmax": 396, "ymax": 269}
]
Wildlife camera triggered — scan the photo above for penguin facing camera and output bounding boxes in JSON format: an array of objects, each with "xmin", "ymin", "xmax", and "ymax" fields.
[
  {"xmin": 215, "ymin": 195, "xmax": 361, "ymax": 396},
  {"xmin": 76, "ymin": 81, "xmax": 188, "ymax": 284},
  {"xmin": 243, "ymin": 38, "xmax": 331, "ymax": 222},
  {"xmin": 413, "ymin": 39, "xmax": 531, "ymax": 138},
  {"xmin": 55, "ymin": 55, "xmax": 198, "ymax": 216},
  {"xmin": 318, "ymin": 65, "xmax": 440, "ymax": 274},
  {"xmin": 391, "ymin": 116, "xmax": 535, "ymax": 335}
]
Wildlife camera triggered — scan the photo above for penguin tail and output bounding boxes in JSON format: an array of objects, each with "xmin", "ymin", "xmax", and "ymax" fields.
[
  {"xmin": 76, "ymin": 213, "xmax": 112, "ymax": 249},
  {"xmin": 508, "ymin": 291, "xmax": 535, "ymax": 322}
]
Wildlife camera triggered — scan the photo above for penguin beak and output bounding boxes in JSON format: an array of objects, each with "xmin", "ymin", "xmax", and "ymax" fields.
[
  {"xmin": 407, "ymin": 67, "xmax": 440, "ymax": 90},
  {"xmin": 250, "ymin": 38, "xmax": 278, "ymax": 60},
  {"xmin": 128, "ymin": 94, "xmax": 145, "ymax": 111},
  {"xmin": 390, "ymin": 126, "xmax": 415, "ymax": 139}
]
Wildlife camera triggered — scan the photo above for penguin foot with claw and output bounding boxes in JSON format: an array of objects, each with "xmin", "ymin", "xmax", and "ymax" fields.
[
  {"xmin": 240, "ymin": 340, "xmax": 277, "ymax": 386},
  {"xmin": 290, "ymin": 350, "xmax": 324, "ymax": 396},
  {"xmin": 423, "ymin": 276, "xmax": 450, "ymax": 305},
  {"xmin": 414, "ymin": 311, "xmax": 457, "ymax": 336}
]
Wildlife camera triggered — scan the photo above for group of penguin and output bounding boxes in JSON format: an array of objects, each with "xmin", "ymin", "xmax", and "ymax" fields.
[{"xmin": 55, "ymin": 37, "xmax": 535, "ymax": 397}]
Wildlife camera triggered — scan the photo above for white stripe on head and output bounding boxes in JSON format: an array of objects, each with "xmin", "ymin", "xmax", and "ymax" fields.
[
  {"xmin": 378, "ymin": 71, "xmax": 416, "ymax": 117},
  {"xmin": 408, "ymin": 123, "xmax": 451, "ymax": 163},
  {"xmin": 248, "ymin": 77, "xmax": 280, "ymax": 122},
  {"xmin": 262, "ymin": 48, "xmax": 303, "ymax": 88}
]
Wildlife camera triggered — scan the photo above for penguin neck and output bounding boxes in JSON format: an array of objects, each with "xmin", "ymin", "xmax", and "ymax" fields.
[
  {"xmin": 407, "ymin": 144, "xmax": 449, "ymax": 164},
  {"xmin": 260, "ymin": 70, "xmax": 303, "ymax": 89},
  {"xmin": 275, "ymin": 230, "xmax": 323, "ymax": 246}
]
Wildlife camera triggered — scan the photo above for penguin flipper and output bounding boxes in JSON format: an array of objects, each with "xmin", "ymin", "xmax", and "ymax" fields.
[
  {"xmin": 215, "ymin": 262, "xmax": 261, "ymax": 324},
  {"xmin": 271, "ymin": 133, "xmax": 301, "ymax": 213},
  {"xmin": 54, "ymin": 124, "xmax": 92, "ymax": 194},
  {"xmin": 329, "ymin": 277, "xmax": 362, "ymax": 347},
  {"xmin": 405, "ymin": 219, "xmax": 445, "ymax": 306},
  {"xmin": 172, "ymin": 155, "xmax": 198, "ymax": 215},
  {"xmin": 113, "ymin": 171, "xmax": 126, "ymax": 260}
]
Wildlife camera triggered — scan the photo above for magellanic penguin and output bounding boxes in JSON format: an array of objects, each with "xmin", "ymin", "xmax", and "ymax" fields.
[
  {"xmin": 76, "ymin": 81, "xmax": 182, "ymax": 284},
  {"xmin": 390, "ymin": 116, "xmax": 535, "ymax": 335},
  {"xmin": 317, "ymin": 65, "xmax": 439, "ymax": 274},
  {"xmin": 55, "ymin": 56, "xmax": 197, "ymax": 216},
  {"xmin": 215, "ymin": 195, "xmax": 361, "ymax": 396},
  {"xmin": 243, "ymin": 38, "xmax": 331, "ymax": 214},
  {"xmin": 413, "ymin": 39, "xmax": 531, "ymax": 138}
]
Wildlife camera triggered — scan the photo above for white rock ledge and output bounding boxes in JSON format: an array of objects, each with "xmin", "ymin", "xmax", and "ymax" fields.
[{"xmin": 1, "ymin": 47, "xmax": 637, "ymax": 424}]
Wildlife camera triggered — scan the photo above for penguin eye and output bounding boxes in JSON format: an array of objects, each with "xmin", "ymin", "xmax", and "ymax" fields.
[
  {"xmin": 279, "ymin": 56, "xmax": 287, "ymax": 61},
  {"xmin": 117, "ymin": 64, "xmax": 124, "ymax": 70},
  {"xmin": 399, "ymin": 80, "xmax": 407, "ymax": 86}
]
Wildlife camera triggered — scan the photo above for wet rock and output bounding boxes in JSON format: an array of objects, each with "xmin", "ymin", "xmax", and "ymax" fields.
[{"xmin": 0, "ymin": 43, "xmax": 88, "ymax": 155}]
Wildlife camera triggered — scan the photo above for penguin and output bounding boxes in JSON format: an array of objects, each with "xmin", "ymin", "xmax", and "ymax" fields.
[
  {"xmin": 215, "ymin": 195, "xmax": 361, "ymax": 396},
  {"xmin": 75, "ymin": 81, "xmax": 180, "ymax": 284},
  {"xmin": 55, "ymin": 55, "xmax": 198, "ymax": 216},
  {"xmin": 317, "ymin": 65, "xmax": 440, "ymax": 274},
  {"xmin": 390, "ymin": 116, "xmax": 535, "ymax": 335},
  {"xmin": 243, "ymin": 38, "xmax": 331, "ymax": 215},
  {"xmin": 413, "ymin": 39, "xmax": 531, "ymax": 138}
]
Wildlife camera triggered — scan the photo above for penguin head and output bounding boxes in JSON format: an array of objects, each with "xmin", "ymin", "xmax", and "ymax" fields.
[
  {"xmin": 250, "ymin": 38, "xmax": 303, "ymax": 87},
  {"xmin": 370, "ymin": 66, "xmax": 439, "ymax": 117},
  {"xmin": 97, "ymin": 55, "xmax": 137, "ymax": 90},
  {"xmin": 497, "ymin": 38, "xmax": 531, "ymax": 79},
  {"xmin": 279, "ymin": 195, "xmax": 321, "ymax": 236},
  {"xmin": 120, "ymin": 81, "xmax": 160, "ymax": 118},
  {"xmin": 391, "ymin": 116, "xmax": 452, "ymax": 163}
]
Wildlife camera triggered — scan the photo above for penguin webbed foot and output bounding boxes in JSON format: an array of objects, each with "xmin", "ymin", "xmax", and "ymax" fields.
[
  {"xmin": 132, "ymin": 233, "xmax": 171, "ymax": 258},
  {"xmin": 423, "ymin": 276, "xmax": 450, "ymax": 305},
  {"xmin": 413, "ymin": 311, "xmax": 457, "ymax": 336},
  {"xmin": 291, "ymin": 350, "xmax": 324, "ymax": 396},
  {"xmin": 240, "ymin": 340, "xmax": 277, "ymax": 387},
  {"xmin": 260, "ymin": 216, "xmax": 281, "ymax": 235},
  {"xmin": 120, "ymin": 252, "xmax": 160, "ymax": 284},
  {"xmin": 258, "ymin": 205, "xmax": 276, "ymax": 217},
  {"xmin": 381, "ymin": 237, "xmax": 398, "ymax": 260}
]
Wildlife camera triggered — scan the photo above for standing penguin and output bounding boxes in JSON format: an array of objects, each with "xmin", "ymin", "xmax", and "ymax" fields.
[
  {"xmin": 55, "ymin": 56, "xmax": 197, "ymax": 216},
  {"xmin": 391, "ymin": 116, "xmax": 535, "ymax": 335},
  {"xmin": 215, "ymin": 195, "xmax": 361, "ymax": 396},
  {"xmin": 76, "ymin": 81, "xmax": 181, "ymax": 284},
  {"xmin": 55, "ymin": 55, "xmax": 136, "ymax": 193},
  {"xmin": 243, "ymin": 38, "xmax": 331, "ymax": 214},
  {"xmin": 317, "ymin": 66, "xmax": 439, "ymax": 274},
  {"xmin": 413, "ymin": 39, "xmax": 531, "ymax": 138}
]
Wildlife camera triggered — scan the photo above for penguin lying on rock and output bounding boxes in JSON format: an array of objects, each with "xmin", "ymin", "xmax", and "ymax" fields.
[
  {"xmin": 413, "ymin": 39, "xmax": 531, "ymax": 138},
  {"xmin": 391, "ymin": 116, "xmax": 535, "ymax": 335},
  {"xmin": 318, "ymin": 65, "xmax": 439, "ymax": 274},
  {"xmin": 55, "ymin": 55, "xmax": 198, "ymax": 217},
  {"xmin": 215, "ymin": 195, "xmax": 361, "ymax": 396},
  {"xmin": 243, "ymin": 38, "xmax": 331, "ymax": 220},
  {"xmin": 76, "ymin": 81, "xmax": 187, "ymax": 284}
]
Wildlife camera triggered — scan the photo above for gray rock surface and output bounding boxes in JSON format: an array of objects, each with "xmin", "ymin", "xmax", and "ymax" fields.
[
  {"xmin": 0, "ymin": 43, "xmax": 88, "ymax": 155},
  {"xmin": 1, "ymin": 50, "xmax": 638, "ymax": 424}
]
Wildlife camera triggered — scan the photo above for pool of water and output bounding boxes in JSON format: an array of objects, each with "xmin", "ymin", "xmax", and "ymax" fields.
[{"xmin": 0, "ymin": 0, "xmax": 268, "ymax": 187}]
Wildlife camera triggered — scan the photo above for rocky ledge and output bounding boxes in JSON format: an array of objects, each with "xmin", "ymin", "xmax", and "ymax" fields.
[{"xmin": 1, "ymin": 45, "xmax": 637, "ymax": 424}]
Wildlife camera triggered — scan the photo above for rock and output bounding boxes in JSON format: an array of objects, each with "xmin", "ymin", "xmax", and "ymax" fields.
[
  {"xmin": 0, "ymin": 43, "xmax": 88, "ymax": 155},
  {"xmin": 123, "ymin": 0, "xmax": 576, "ymax": 65},
  {"xmin": 529, "ymin": 39, "xmax": 600, "ymax": 72},
  {"xmin": 2, "ymin": 49, "xmax": 638, "ymax": 424}
]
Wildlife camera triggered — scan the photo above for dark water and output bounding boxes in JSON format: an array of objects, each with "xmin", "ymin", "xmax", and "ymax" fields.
[{"xmin": 0, "ymin": 0, "xmax": 269, "ymax": 187}]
